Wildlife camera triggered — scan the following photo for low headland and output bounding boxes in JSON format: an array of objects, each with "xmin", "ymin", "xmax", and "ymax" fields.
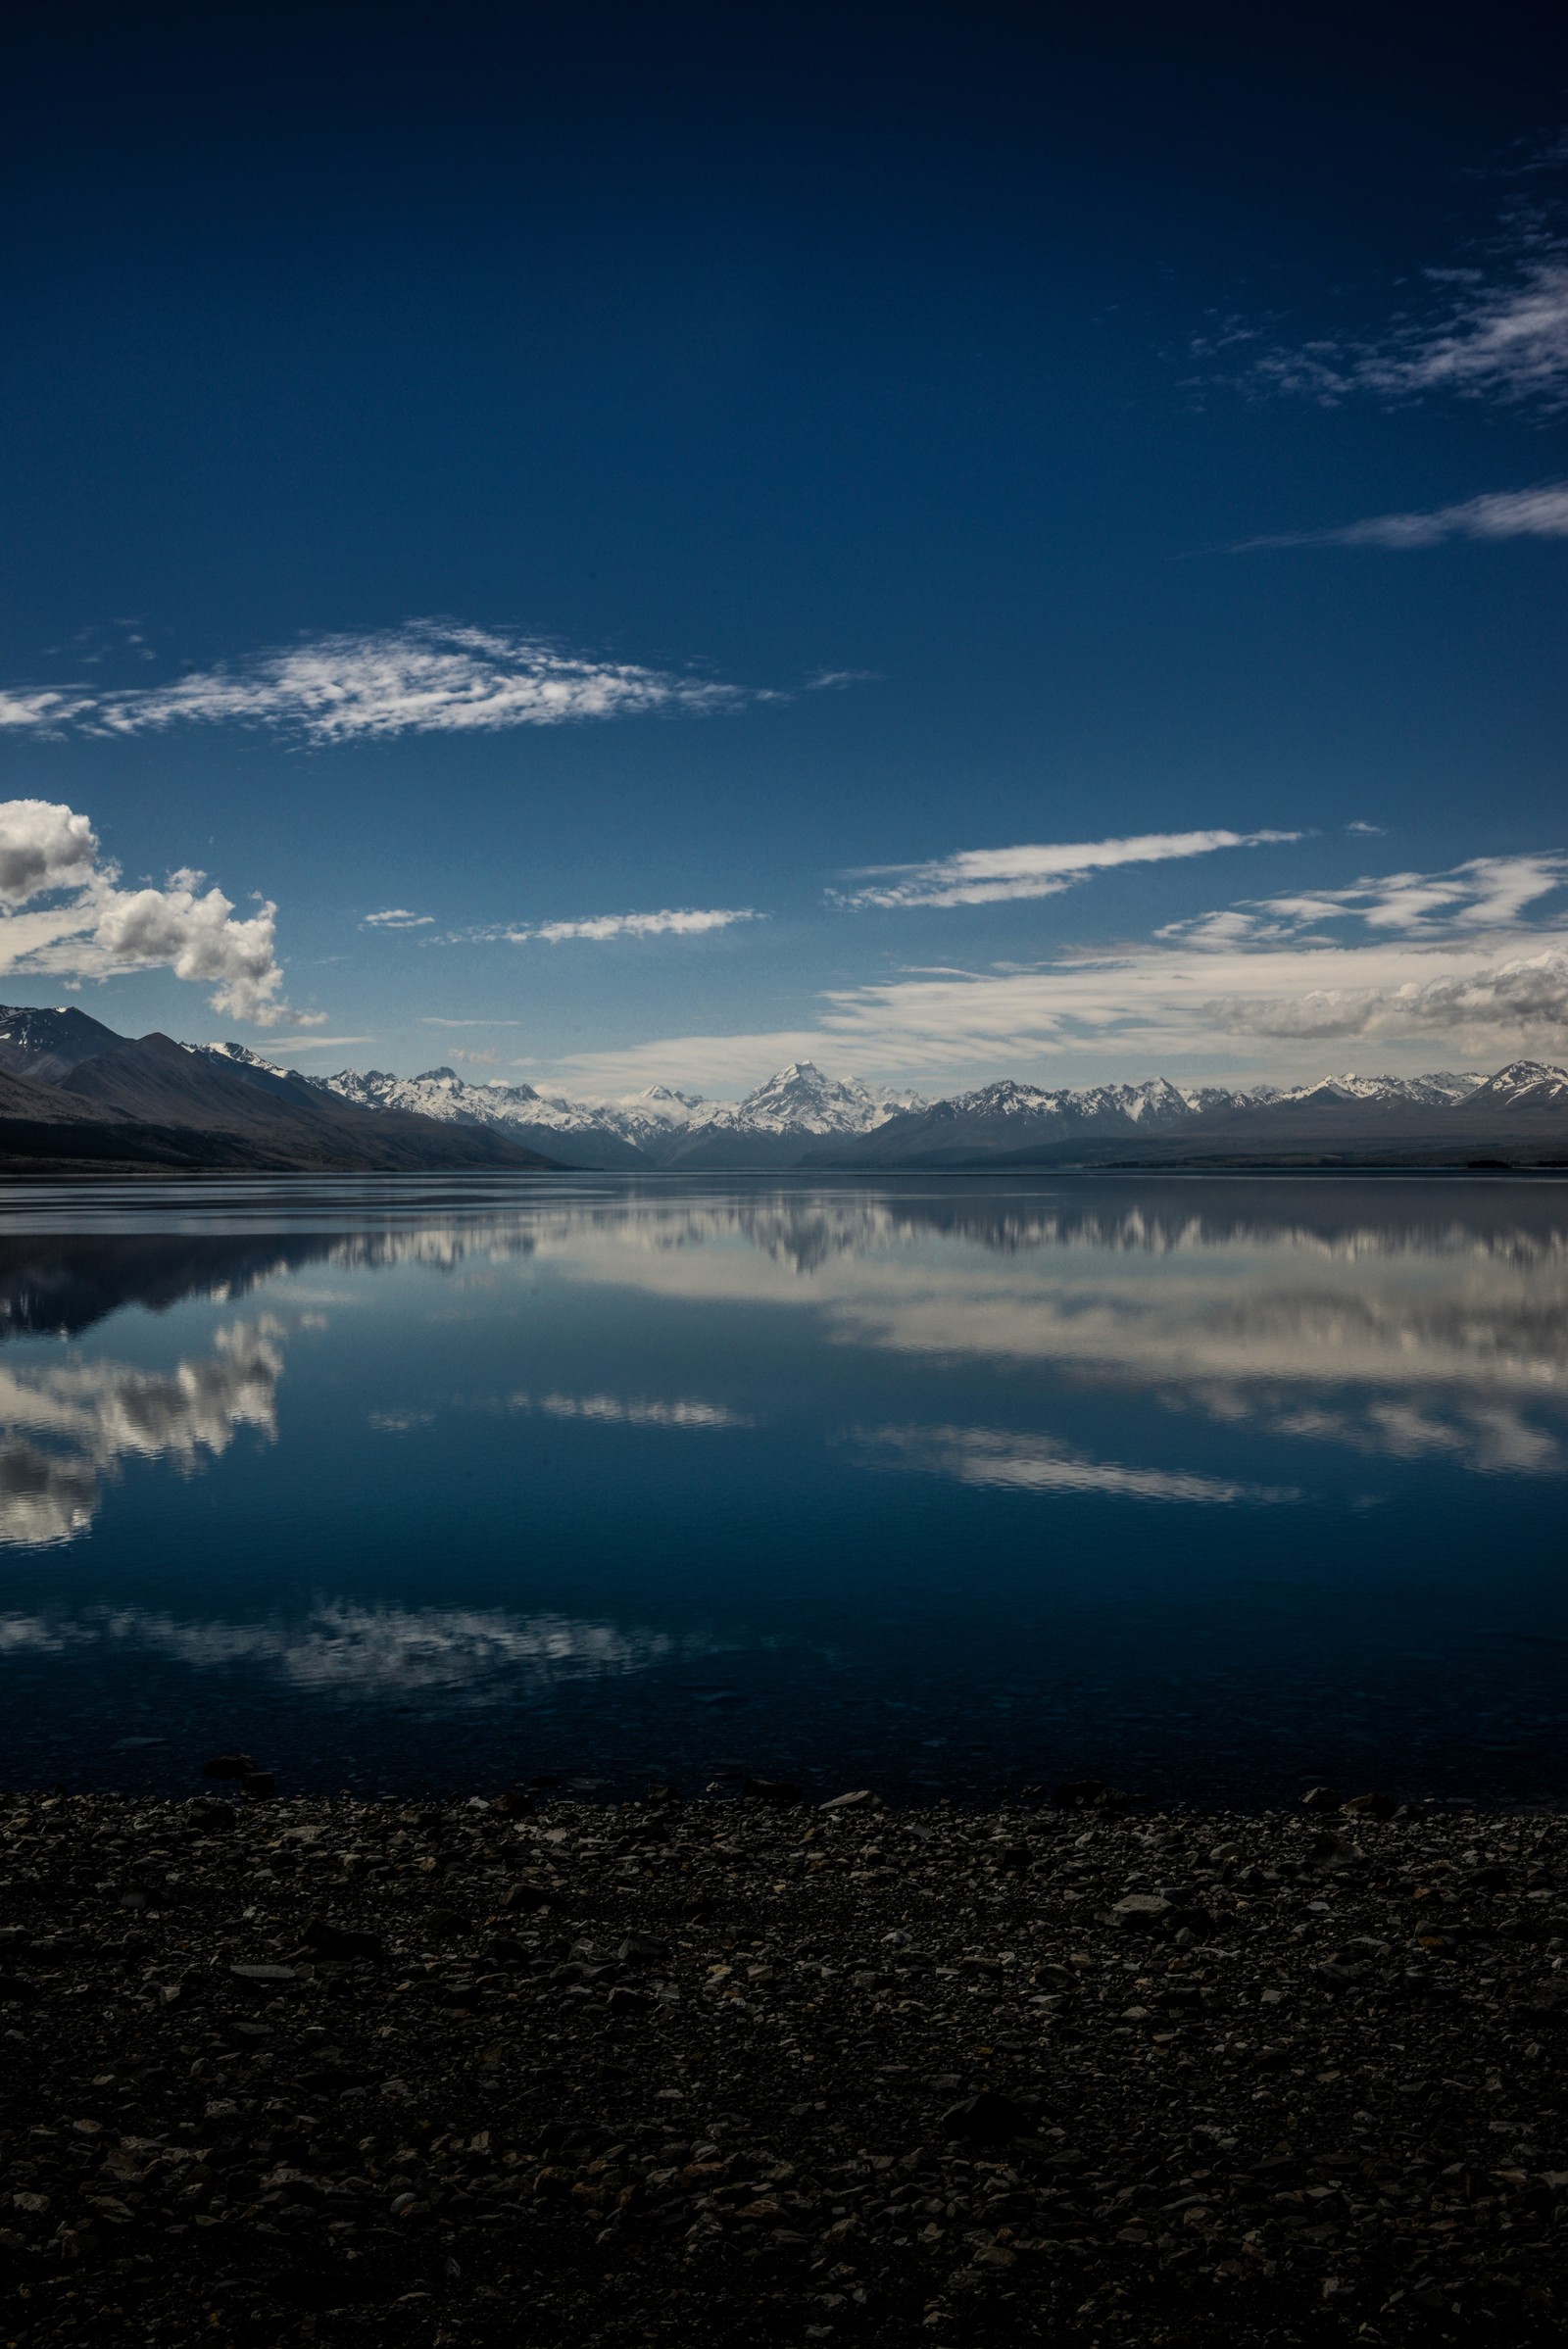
[{"xmin": 3, "ymin": 1777, "xmax": 1565, "ymax": 2347}]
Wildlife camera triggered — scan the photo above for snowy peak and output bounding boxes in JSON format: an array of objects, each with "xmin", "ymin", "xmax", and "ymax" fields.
[
  {"xmin": 1276, "ymin": 1070, "xmax": 1486, "ymax": 1108},
  {"xmin": 715, "ymin": 1060, "xmax": 926, "ymax": 1137},
  {"xmin": 198, "ymin": 1041, "xmax": 292, "ymax": 1079},
  {"xmin": 1465, "ymin": 1060, "xmax": 1568, "ymax": 1108}
]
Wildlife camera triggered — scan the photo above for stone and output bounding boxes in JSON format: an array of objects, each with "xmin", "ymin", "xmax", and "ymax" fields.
[
  {"xmin": 938, "ymin": 2089, "xmax": 1032, "ymax": 2143},
  {"xmin": 200, "ymin": 1753, "xmax": 255, "ymax": 1781},
  {"xmin": 1109, "ymin": 1893, "xmax": 1171, "ymax": 1928},
  {"xmin": 301, "ymin": 1918, "xmax": 382, "ymax": 1960},
  {"xmin": 744, "ymin": 1779, "xmax": 803, "ymax": 1805},
  {"xmin": 489, "ymin": 1787, "xmax": 536, "ymax": 1819},
  {"xmin": 818, "ymin": 1790, "xmax": 877, "ymax": 1813}
]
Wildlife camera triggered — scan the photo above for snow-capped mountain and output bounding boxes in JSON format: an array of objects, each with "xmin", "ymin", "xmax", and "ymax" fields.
[
  {"xmin": 839, "ymin": 1061, "xmax": 1568, "ymax": 1168},
  {"xmin": 1464, "ymin": 1060, "xmax": 1568, "ymax": 1110},
  {"xmin": 1273, "ymin": 1070, "xmax": 1485, "ymax": 1108},
  {"xmin": 682, "ymin": 1062, "xmax": 923, "ymax": 1139},
  {"xmin": 262, "ymin": 1055, "xmax": 927, "ymax": 1168},
  {"xmin": 196, "ymin": 1047, "xmax": 1568, "ymax": 1169}
]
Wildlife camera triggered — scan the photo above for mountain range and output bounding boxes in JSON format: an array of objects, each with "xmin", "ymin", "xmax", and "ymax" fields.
[
  {"xmin": 0, "ymin": 1005, "xmax": 1564, "ymax": 1172},
  {"xmin": 230, "ymin": 1043, "xmax": 1568, "ymax": 1170}
]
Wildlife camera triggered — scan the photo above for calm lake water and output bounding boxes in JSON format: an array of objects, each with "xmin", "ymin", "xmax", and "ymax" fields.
[{"xmin": 0, "ymin": 1172, "xmax": 1564, "ymax": 1808}]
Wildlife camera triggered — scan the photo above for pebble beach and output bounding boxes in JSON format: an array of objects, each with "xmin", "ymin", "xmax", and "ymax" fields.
[{"xmin": 3, "ymin": 1779, "xmax": 1567, "ymax": 2347}]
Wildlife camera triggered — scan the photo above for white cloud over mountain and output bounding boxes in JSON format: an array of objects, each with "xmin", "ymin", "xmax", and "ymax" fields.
[
  {"xmin": 0, "ymin": 799, "xmax": 309, "ymax": 1026},
  {"xmin": 556, "ymin": 852, "xmax": 1568, "ymax": 1090},
  {"xmin": 0, "ymin": 621, "xmax": 756, "ymax": 742}
]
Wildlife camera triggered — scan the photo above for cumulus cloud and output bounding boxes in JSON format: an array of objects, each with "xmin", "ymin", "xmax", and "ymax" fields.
[
  {"xmin": 0, "ymin": 798, "xmax": 308, "ymax": 1026},
  {"xmin": 833, "ymin": 828, "xmax": 1299, "ymax": 912},
  {"xmin": 0, "ymin": 620, "xmax": 757, "ymax": 742},
  {"xmin": 1240, "ymin": 481, "xmax": 1568, "ymax": 551},
  {"xmin": 0, "ymin": 800, "xmax": 99, "ymax": 903},
  {"xmin": 0, "ymin": 803, "xmax": 305, "ymax": 1024},
  {"xmin": 504, "ymin": 906, "xmax": 760, "ymax": 944}
]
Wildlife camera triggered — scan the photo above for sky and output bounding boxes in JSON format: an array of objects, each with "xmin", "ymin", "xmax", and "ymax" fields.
[{"xmin": 0, "ymin": 1, "xmax": 1565, "ymax": 1100}]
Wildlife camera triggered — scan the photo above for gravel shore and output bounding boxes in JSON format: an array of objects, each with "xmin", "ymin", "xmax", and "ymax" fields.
[{"xmin": 3, "ymin": 1782, "xmax": 1567, "ymax": 2347}]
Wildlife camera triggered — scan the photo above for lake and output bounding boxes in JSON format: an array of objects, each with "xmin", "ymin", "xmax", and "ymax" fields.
[{"xmin": 0, "ymin": 1171, "xmax": 1563, "ymax": 1808}]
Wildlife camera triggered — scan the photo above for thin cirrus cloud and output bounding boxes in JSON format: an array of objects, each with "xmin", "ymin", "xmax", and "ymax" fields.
[
  {"xmin": 0, "ymin": 797, "xmax": 316, "ymax": 1026},
  {"xmin": 1244, "ymin": 853, "xmax": 1568, "ymax": 936},
  {"xmin": 1238, "ymin": 480, "xmax": 1568, "ymax": 551},
  {"xmin": 1227, "ymin": 188, "xmax": 1568, "ymax": 413},
  {"xmin": 831, "ymin": 827, "xmax": 1300, "ymax": 912},
  {"xmin": 501, "ymin": 906, "xmax": 761, "ymax": 944},
  {"xmin": 363, "ymin": 907, "xmax": 433, "ymax": 929},
  {"xmin": 0, "ymin": 620, "xmax": 760, "ymax": 743}
]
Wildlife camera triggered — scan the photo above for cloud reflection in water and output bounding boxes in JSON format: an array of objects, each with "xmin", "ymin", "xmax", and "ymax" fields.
[
  {"xmin": 0, "ymin": 1316, "xmax": 299, "ymax": 1545},
  {"xmin": 0, "ymin": 1602, "xmax": 707, "ymax": 1701}
]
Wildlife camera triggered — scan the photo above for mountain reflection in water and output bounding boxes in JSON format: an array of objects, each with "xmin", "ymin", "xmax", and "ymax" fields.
[{"xmin": 0, "ymin": 1173, "xmax": 1562, "ymax": 1805}]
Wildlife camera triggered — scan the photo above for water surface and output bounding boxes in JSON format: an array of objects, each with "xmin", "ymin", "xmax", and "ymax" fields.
[{"xmin": 0, "ymin": 1171, "xmax": 1564, "ymax": 1806}]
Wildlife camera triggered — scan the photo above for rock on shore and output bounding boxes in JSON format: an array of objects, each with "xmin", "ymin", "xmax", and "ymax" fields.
[{"xmin": 2, "ymin": 1786, "xmax": 1567, "ymax": 2345}]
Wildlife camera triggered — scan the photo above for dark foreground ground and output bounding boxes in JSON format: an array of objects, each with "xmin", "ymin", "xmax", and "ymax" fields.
[{"xmin": 3, "ymin": 1785, "xmax": 1567, "ymax": 2349}]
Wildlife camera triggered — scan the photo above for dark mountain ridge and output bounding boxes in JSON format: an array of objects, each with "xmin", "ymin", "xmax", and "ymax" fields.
[{"xmin": 0, "ymin": 1007, "xmax": 562, "ymax": 1174}]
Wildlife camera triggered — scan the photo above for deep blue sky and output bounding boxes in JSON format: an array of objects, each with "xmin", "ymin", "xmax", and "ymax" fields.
[{"xmin": 0, "ymin": 3, "xmax": 1564, "ymax": 1095}]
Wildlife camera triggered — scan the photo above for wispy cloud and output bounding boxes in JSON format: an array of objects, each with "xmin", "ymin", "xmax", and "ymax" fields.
[
  {"xmin": 1240, "ymin": 481, "xmax": 1568, "ymax": 551},
  {"xmin": 1246, "ymin": 854, "xmax": 1567, "ymax": 937},
  {"xmin": 503, "ymin": 906, "xmax": 761, "ymax": 944},
  {"xmin": 0, "ymin": 797, "xmax": 313, "ymax": 1026},
  {"xmin": 1222, "ymin": 144, "xmax": 1568, "ymax": 415},
  {"xmin": 832, "ymin": 827, "xmax": 1299, "ymax": 913},
  {"xmin": 363, "ymin": 907, "xmax": 433, "ymax": 929},
  {"xmin": 554, "ymin": 851, "xmax": 1568, "ymax": 1089},
  {"xmin": 0, "ymin": 620, "xmax": 760, "ymax": 742},
  {"xmin": 260, "ymin": 1034, "xmax": 375, "ymax": 1053}
]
